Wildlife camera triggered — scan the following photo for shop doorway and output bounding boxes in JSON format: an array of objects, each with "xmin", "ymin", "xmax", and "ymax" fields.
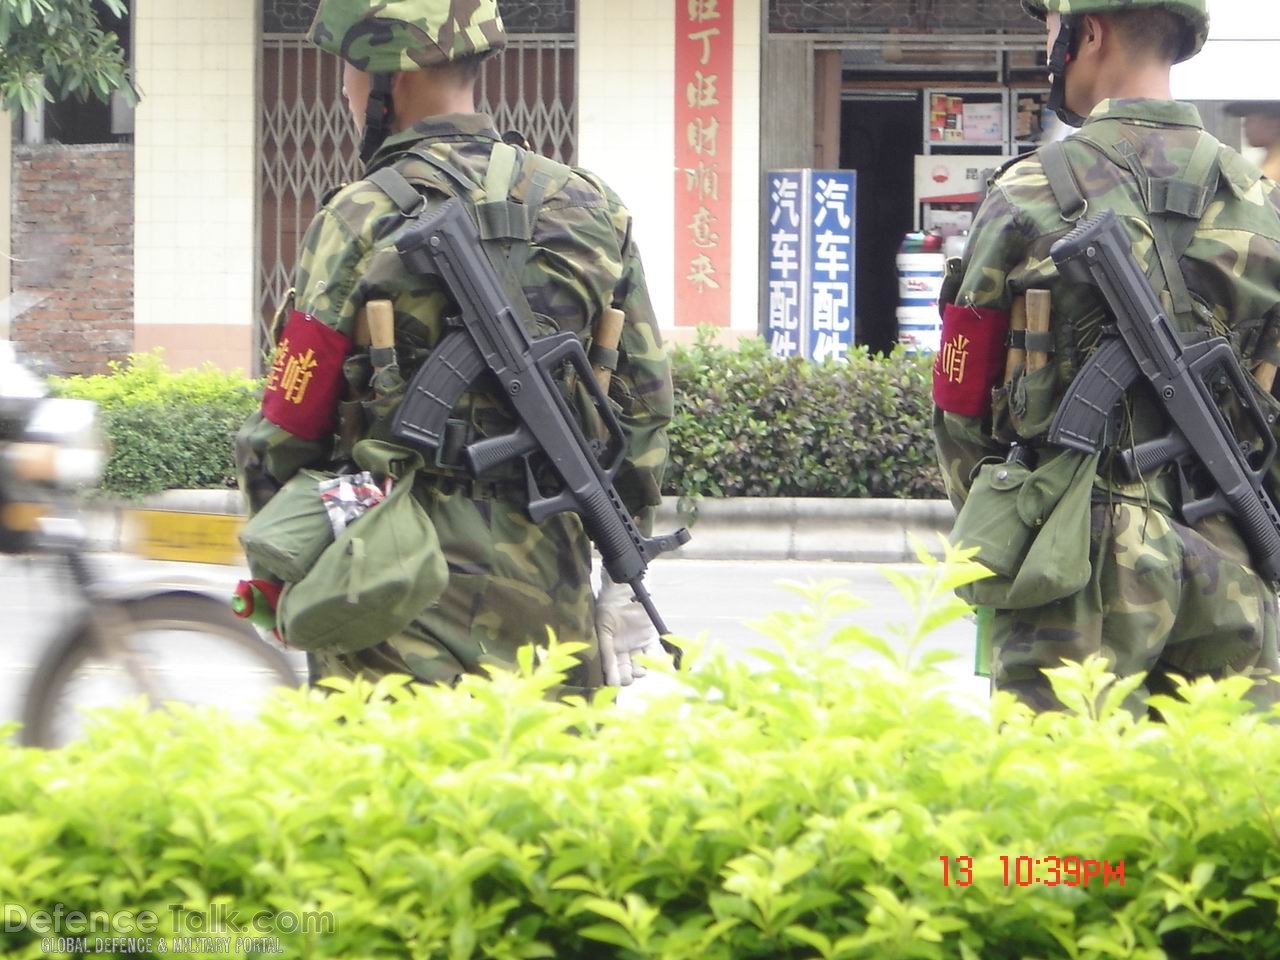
[{"xmin": 840, "ymin": 94, "xmax": 922, "ymax": 355}]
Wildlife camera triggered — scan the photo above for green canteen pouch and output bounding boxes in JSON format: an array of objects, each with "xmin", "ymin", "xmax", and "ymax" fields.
[
  {"xmin": 949, "ymin": 458, "xmax": 1035, "ymax": 580},
  {"xmin": 951, "ymin": 448, "xmax": 1101, "ymax": 609},
  {"xmin": 238, "ymin": 469, "xmax": 336, "ymax": 583},
  {"xmin": 277, "ymin": 440, "xmax": 449, "ymax": 654}
]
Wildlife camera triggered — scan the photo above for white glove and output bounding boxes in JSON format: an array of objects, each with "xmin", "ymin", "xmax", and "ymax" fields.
[{"xmin": 595, "ymin": 570, "xmax": 660, "ymax": 686}]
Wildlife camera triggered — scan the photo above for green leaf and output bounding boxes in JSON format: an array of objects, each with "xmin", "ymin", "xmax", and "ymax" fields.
[
  {"xmin": 576, "ymin": 924, "xmax": 639, "ymax": 950},
  {"xmin": 783, "ymin": 924, "xmax": 832, "ymax": 956}
]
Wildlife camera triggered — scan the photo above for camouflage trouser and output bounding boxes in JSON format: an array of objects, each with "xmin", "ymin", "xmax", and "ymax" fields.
[
  {"xmin": 992, "ymin": 501, "xmax": 1280, "ymax": 713},
  {"xmin": 307, "ymin": 478, "xmax": 602, "ymax": 696}
]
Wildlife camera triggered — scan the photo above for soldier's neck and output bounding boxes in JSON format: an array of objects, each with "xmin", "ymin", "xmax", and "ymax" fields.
[
  {"xmin": 390, "ymin": 77, "xmax": 480, "ymax": 130},
  {"xmin": 1088, "ymin": 60, "xmax": 1173, "ymax": 106}
]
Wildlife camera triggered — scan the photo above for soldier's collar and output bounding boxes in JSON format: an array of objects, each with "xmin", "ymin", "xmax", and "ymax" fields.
[
  {"xmin": 367, "ymin": 113, "xmax": 501, "ymax": 166},
  {"xmin": 1083, "ymin": 98, "xmax": 1203, "ymax": 130}
]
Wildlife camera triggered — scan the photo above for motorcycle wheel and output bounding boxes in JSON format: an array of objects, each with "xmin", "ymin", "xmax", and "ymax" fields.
[{"xmin": 19, "ymin": 592, "xmax": 300, "ymax": 748}]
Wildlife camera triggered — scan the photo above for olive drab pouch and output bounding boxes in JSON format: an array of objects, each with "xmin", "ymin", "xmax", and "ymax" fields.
[
  {"xmin": 237, "ymin": 469, "xmax": 337, "ymax": 583},
  {"xmin": 277, "ymin": 440, "xmax": 448, "ymax": 654},
  {"xmin": 951, "ymin": 448, "xmax": 1101, "ymax": 609}
]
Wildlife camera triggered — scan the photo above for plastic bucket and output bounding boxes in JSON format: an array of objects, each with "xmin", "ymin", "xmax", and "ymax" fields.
[
  {"xmin": 898, "ymin": 305, "xmax": 942, "ymax": 354},
  {"xmin": 896, "ymin": 252, "xmax": 946, "ymax": 307}
]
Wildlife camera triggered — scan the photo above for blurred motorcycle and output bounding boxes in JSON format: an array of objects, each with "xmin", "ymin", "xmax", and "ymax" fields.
[{"xmin": 0, "ymin": 339, "xmax": 298, "ymax": 747}]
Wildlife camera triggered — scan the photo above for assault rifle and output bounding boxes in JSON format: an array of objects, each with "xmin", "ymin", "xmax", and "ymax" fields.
[
  {"xmin": 389, "ymin": 198, "xmax": 689, "ymax": 660},
  {"xmin": 1046, "ymin": 209, "xmax": 1280, "ymax": 581}
]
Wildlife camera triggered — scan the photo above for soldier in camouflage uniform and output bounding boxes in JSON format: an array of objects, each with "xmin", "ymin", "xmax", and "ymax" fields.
[
  {"xmin": 235, "ymin": 0, "xmax": 674, "ymax": 694},
  {"xmin": 933, "ymin": 0, "xmax": 1280, "ymax": 712},
  {"xmin": 1226, "ymin": 101, "xmax": 1280, "ymax": 182}
]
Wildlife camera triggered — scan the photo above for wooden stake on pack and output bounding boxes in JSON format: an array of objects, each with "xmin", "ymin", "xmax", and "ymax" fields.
[
  {"xmin": 1255, "ymin": 360, "xmax": 1278, "ymax": 395},
  {"xmin": 1025, "ymin": 290, "xmax": 1052, "ymax": 374},
  {"xmin": 1004, "ymin": 295, "xmax": 1027, "ymax": 385},
  {"xmin": 367, "ymin": 300, "xmax": 395, "ymax": 352},
  {"xmin": 593, "ymin": 306, "xmax": 625, "ymax": 394},
  {"xmin": 354, "ymin": 307, "xmax": 371, "ymax": 347}
]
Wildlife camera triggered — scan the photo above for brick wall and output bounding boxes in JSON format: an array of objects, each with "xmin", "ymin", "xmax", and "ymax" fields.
[{"xmin": 11, "ymin": 144, "xmax": 133, "ymax": 376}]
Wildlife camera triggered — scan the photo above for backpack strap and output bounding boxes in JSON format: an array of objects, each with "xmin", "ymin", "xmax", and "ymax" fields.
[
  {"xmin": 403, "ymin": 146, "xmax": 478, "ymax": 200},
  {"xmin": 1145, "ymin": 131, "xmax": 1219, "ymax": 218},
  {"xmin": 366, "ymin": 166, "xmax": 426, "ymax": 217},
  {"xmin": 475, "ymin": 141, "xmax": 529, "ymax": 242},
  {"xmin": 363, "ymin": 141, "xmax": 576, "ymax": 334},
  {"xmin": 1059, "ymin": 127, "xmax": 1220, "ymax": 324},
  {"xmin": 1039, "ymin": 141, "xmax": 1089, "ymax": 223},
  {"xmin": 1104, "ymin": 130, "xmax": 1218, "ymax": 321}
]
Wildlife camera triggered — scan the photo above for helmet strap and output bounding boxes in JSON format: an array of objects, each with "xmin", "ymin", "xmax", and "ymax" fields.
[
  {"xmin": 1047, "ymin": 15, "xmax": 1087, "ymax": 128},
  {"xmin": 359, "ymin": 73, "xmax": 394, "ymax": 166}
]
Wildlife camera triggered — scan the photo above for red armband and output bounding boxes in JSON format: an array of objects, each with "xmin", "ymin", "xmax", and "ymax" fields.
[
  {"xmin": 931, "ymin": 303, "xmax": 1010, "ymax": 418},
  {"xmin": 261, "ymin": 311, "xmax": 352, "ymax": 440}
]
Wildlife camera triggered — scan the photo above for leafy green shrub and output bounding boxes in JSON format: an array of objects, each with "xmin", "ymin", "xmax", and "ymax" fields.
[
  {"xmin": 50, "ymin": 353, "xmax": 259, "ymax": 497},
  {"xmin": 47, "ymin": 338, "xmax": 945, "ymax": 500},
  {"xmin": 4, "ymin": 547, "xmax": 1280, "ymax": 959},
  {"xmin": 667, "ymin": 332, "xmax": 943, "ymax": 499}
]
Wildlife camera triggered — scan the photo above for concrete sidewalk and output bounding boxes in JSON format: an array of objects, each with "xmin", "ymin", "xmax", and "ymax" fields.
[{"xmin": 85, "ymin": 490, "xmax": 955, "ymax": 564}]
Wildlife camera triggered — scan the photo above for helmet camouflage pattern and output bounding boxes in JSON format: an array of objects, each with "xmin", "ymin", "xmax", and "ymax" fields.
[
  {"xmin": 1021, "ymin": 0, "xmax": 1208, "ymax": 62},
  {"xmin": 309, "ymin": 0, "xmax": 506, "ymax": 72}
]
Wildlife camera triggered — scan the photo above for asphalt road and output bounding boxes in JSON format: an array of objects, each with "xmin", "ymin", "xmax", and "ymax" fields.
[{"xmin": 0, "ymin": 553, "xmax": 987, "ymax": 743}]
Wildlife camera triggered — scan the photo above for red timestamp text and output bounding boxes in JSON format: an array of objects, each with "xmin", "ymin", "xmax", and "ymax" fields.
[{"xmin": 938, "ymin": 855, "xmax": 1125, "ymax": 888}]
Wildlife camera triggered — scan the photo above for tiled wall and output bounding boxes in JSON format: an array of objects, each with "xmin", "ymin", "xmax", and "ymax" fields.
[
  {"xmin": 729, "ymin": 0, "xmax": 762, "ymax": 339},
  {"xmin": 133, "ymin": 0, "xmax": 256, "ymax": 372},
  {"xmin": 578, "ymin": 0, "xmax": 761, "ymax": 340},
  {"xmin": 1, "ymin": 110, "xmax": 10, "ymax": 328}
]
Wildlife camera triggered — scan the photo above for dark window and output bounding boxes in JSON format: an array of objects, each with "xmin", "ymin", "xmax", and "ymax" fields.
[
  {"xmin": 770, "ymin": 0, "xmax": 1039, "ymax": 34},
  {"xmin": 42, "ymin": 0, "xmax": 132, "ymax": 145}
]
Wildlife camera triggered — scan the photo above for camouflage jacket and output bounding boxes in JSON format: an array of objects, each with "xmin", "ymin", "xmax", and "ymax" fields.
[
  {"xmin": 933, "ymin": 98, "xmax": 1280, "ymax": 511},
  {"xmin": 237, "ymin": 113, "xmax": 673, "ymax": 524}
]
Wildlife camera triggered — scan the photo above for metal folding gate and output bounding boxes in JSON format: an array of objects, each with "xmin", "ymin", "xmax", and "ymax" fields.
[{"xmin": 257, "ymin": 35, "xmax": 577, "ymax": 359}]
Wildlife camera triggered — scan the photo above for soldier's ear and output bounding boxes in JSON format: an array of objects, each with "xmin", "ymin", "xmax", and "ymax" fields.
[
  {"xmin": 1078, "ymin": 13, "xmax": 1106, "ymax": 60},
  {"xmin": 389, "ymin": 71, "xmax": 411, "ymax": 116},
  {"xmin": 389, "ymin": 71, "xmax": 410, "ymax": 101}
]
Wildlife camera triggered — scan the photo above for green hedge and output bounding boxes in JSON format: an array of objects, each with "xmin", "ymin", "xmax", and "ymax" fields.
[
  {"xmin": 55, "ymin": 342, "xmax": 943, "ymax": 499},
  {"xmin": 667, "ymin": 334, "xmax": 943, "ymax": 499},
  {"xmin": 3, "ymin": 549, "xmax": 1279, "ymax": 958},
  {"xmin": 50, "ymin": 353, "xmax": 258, "ymax": 498}
]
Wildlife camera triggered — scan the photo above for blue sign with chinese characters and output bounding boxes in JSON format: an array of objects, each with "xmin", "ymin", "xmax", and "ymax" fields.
[
  {"xmin": 765, "ymin": 171, "xmax": 805, "ymax": 359},
  {"xmin": 764, "ymin": 169, "xmax": 857, "ymax": 361},
  {"xmin": 806, "ymin": 171, "xmax": 856, "ymax": 362}
]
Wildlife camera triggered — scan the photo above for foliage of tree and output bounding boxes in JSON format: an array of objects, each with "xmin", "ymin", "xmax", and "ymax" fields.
[{"xmin": 0, "ymin": 0, "xmax": 133, "ymax": 113}]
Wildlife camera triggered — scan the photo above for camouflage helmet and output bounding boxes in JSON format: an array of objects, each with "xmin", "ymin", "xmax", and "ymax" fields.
[
  {"xmin": 308, "ymin": 0, "xmax": 507, "ymax": 73},
  {"xmin": 1021, "ymin": 0, "xmax": 1208, "ymax": 62}
]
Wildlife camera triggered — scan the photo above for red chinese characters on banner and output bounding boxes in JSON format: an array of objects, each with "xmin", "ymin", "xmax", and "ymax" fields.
[{"xmin": 675, "ymin": 0, "xmax": 733, "ymax": 326}]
